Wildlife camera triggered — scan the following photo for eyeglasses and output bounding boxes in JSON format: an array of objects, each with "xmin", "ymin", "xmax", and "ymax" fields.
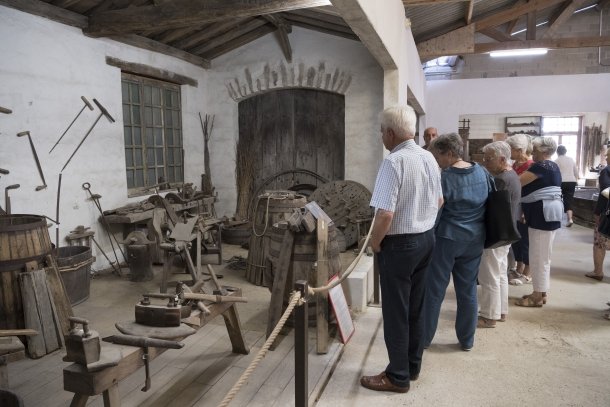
[{"xmin": 482, "ymin": 156, "xmax": 497, "ymax": 162}]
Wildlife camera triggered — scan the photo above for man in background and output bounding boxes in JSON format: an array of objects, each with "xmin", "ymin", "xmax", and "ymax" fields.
[{"xmin": 423, "ymin": 127, "xmax": 438, "ymax": 150}]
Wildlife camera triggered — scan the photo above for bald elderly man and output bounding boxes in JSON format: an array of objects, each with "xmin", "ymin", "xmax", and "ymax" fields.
[{"xmin": 422, "ymin": 127, "xmax": 438, "ymax": 150}]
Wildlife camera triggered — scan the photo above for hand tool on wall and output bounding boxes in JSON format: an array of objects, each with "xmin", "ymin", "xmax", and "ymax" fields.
[
  {"xmin": 4, "ymin": 184, "xmax": 20, "ymax": 215},
  {"xmin": 16, "ymin": 131, "xmax": 47, "ymax": 190},
  {"xmin": 61, "ymin": 98, "xmax": 114, "ymax": 172},
  {"xmin": 101, "ymin": 334, "xmax": 183, "ymax": 392},
  {"xmin": 82, "ymin": 182, "xmax": 128, "ymax": 274},
  {"xmin": 49, "ymin": 96, "xmax": 94, "ymax": 154},
  {"xmin": 55, "ymin": 173, "xmax": 62, "ymax": 250},
  {"xmin": 0, "ymin": 106, "xmax": 11, "ymax": 114}
]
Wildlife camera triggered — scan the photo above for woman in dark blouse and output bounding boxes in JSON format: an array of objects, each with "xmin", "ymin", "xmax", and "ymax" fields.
[
  {"xmin": 586, "ymin": 149, "xmax": 610, "ymax": 282},
  {"xmin": 515, "ymin": 137, "xmax": 562, "ymax": 307}
]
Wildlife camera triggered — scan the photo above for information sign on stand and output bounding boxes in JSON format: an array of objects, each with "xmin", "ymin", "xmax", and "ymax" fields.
[{"xmin": 327, "ymin": 275, "xmax": 355, "ymax": 344}]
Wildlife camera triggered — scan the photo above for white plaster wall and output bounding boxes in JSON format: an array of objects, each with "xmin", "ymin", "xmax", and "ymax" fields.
[
  {"xmin": 426, "ymin": 74, "xmax": 610, "ymax": 134},
  {"xmin": 0, "ymin": 6, "xmax": 207, "ymax": 268},
  {"xmin": 205, "ymin": 26, "xmax": 384, "ymax": 217}
]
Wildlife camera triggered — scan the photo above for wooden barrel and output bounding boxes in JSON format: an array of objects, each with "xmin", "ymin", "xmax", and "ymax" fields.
[
  {"xmin": 0, "ymin": 214, "xmax": 53, "ymax": 330},
  {"xmin": 245, "ymin": 191, "xmax": 307, "ymax": 286},
  {"xmin": 265, "ymin": 223, "xmax": 341, "ymax": 305}
]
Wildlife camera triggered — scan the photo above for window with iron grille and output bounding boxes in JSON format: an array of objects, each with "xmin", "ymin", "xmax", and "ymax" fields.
[{"xmin": 122, "ymin": 73, "xmax": 183, "ymax": 193}]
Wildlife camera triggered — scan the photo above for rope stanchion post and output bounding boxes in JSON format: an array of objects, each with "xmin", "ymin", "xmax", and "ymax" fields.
[{"xmin": 294, "ymin": 280, "xmax": 309, "ymax": 407}]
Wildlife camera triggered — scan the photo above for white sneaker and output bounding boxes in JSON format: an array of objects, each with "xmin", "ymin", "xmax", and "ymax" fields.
[{"xmin": 509, "ymin": 275, "xmax": 532, "ymax": 286}]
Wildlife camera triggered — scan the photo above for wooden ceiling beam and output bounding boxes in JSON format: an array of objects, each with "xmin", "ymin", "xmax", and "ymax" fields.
[
  {"xmin": 479, "ymin": 27, "xmax": 517, "ymax": 42},
  {"xmin": 86, "ymin": 0, "xmax": 332, "ymax": 37},
  {"xmin": 526, "ymin": 10, "xmax": 536, "ymax": 40},
  {"xmin": 0, "ymin": 0, "xmax": 87, "ymax": 28},
  {"xmin": 475, "ymin": 0, "xmax": 566, "ymax": 31},
  {"xmin": 153, "ymin": 26, "xmax": 202, "ymax": 44},
  {"xmin": 188, "ymin": 18, "xmax": 269, "ymax": 55},
  {"xmin": 474, "ymin": 35, "xmax": 610, "ymax": 53},
  {"xmin": 403, "ymin": 0, "xmax": 469, "ymax": 6},
  {"xmin": 287, "ymin": 19, "xmax": 359, "ymax": 40},
  {"xmin": 597, "ymin": 0, "xmax": 610, "ymax": 10},
  {"xmin": 263, "ymin": 14, "xmax": 293, "ymax": 62},
  {"xmin": 417, "ymin": 24, "xmax": 475, "ymax": 60},
  {"xmin": 171, "ymin": 19, "xmax": 247, "ymax": 50},
  {"xmin": 544, "ymin": 0, "xmax": 587, "ymax": 39},
  {"xmin": 108, "ymin": 34, "xmax": 210, "ymax": 68},
  {"xmin": 51, "ymin": 0, "xmax": 81, "ymax": 7},
  {"xmin": 288, "ymin": 8, "xmax": 349, "ymax": 26},
  {"xmin": 465, "ymin": 0, "xmax": 474, "ymax": 25},
  {"xmin": 201, "ymin": 24, "xmax": 277, "ymax": 60},
  {"xmin": 283, "ymin": 13, "xmax": 355, "ymax": 34}
]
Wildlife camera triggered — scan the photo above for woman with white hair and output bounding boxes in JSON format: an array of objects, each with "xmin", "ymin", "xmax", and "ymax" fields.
[
  {"xmin": 554, "ymin": 144, "xmax": 578, "ymax": 227},
  {"xmin": 515, "ymin": 136, "xmax": 562, "ymax": 307},
  {"xmin": 478, "ymin": 141, "xmax": 521, "ymax": 327},
  {"xmin": 506, "ymin": 134, "xmax": 534, "ymax": 285}
]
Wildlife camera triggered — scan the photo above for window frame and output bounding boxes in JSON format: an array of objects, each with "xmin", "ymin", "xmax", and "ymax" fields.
[
  {"xmin": 122, "ymin": 73, "xmax": 184, "ymax": 197},
  {"xmin": 541, "ymin": 115, "xmax": 582, "ymax": 172}
]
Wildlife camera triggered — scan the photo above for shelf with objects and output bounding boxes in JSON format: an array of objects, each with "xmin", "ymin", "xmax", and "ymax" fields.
[{"xmin": 505, "ymin": 116, "xmax": 542, "ymax": 137}]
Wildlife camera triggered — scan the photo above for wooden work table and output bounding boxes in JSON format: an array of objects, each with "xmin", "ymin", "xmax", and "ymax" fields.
[
  {"xmin": 103, "ymin": 198, "xmax": 213, "ymax": 226},
  {"xmin": 63, "ymin": 286, "xmax": 247, "ymax": 407}
]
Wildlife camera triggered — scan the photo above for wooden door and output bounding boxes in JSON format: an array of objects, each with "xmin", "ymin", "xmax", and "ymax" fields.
[{"xmin": 238, "ymin": 89, "xmax": 345, "ymax": 197}]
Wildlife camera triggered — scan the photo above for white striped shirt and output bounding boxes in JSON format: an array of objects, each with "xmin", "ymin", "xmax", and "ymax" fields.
[{"xmin": 370, "ymin": 140, "xmax": 442, "ymax": 234}]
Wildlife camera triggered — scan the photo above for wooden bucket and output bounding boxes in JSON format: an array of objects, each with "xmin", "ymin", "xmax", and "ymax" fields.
[
  {"xmin": 266, "ymin": 224, "xmax": 341, "ymax": 306},
  {"xmin": 0, "ymin": 214, "xmax": 53, "ymax": 330},
  {"xmin": 245, "ymin": 191, "xmax": 307, "ymax": 286}
]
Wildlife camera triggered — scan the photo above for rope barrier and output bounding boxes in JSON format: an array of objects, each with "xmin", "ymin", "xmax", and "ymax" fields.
[
  {"xmin": 217, "ymin": 290, "xmax": 304, "ymax": 407},
  {"xmin": 217, "ymin": 210, "xmax": 377, "ymax": 406}
]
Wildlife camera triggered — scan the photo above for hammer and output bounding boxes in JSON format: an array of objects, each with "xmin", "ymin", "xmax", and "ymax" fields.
[
  {"xmin": 16, "ymin": 131, "xmax": 47, "ymax": 190},
  {"xmin": 5, "ymin": 184, "xmax": 20, "ymax": 215},
  {"xmin": 49, "ymin": 96, "xmax": 94, "ymax": 154},
  {"xmin": 61, "ymin": 98, "xmax": 114, "ymax": 172}
]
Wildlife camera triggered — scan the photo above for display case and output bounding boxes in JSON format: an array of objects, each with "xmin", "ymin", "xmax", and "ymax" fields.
[{"xmin": 505, "ymin": 116, "xmax": 542, "ymax": 137}]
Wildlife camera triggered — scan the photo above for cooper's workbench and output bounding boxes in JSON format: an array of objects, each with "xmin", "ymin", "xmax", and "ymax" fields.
[{"xmin": 62, "ymin": 286, "xmax": 248, "ymax": 407}]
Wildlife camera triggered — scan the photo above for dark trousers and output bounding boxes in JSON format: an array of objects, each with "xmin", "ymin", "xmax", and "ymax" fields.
[
  {"xmin": 378, "ymin": 229, "xmax": 435, "ymax": 387},
  {"xmin": 511, "ymin": 221, "xmax": 529, "ymax": 265}
]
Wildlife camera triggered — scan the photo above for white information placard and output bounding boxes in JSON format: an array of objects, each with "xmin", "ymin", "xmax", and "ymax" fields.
[{"xmin": 327, "ymin": 275, "xmax": 355, "ymax": 344}]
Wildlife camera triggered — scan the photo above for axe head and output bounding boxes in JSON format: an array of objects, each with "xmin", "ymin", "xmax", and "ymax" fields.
[
  {"xmin": 16, "ymin": 131, "xmax": 30, "ymax": 137},
  {"xmin": 6, "ymin": 184, "xmax": 20, "ymax": 190}
]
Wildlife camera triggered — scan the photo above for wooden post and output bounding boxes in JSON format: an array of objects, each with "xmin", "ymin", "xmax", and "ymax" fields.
[
  {"xmin": 294, "ymin": 280, "xmax": 308, "ymax": 407},
  {"xmin": 316, "ymin": 218, "xmax": 329, "ymax": 354},
  {"xmin": 266, "ymin": 226, "xmax": 294, "ymax": 340},
  {"xmin": 45, "ymin": 254, "xmax": 73, "ymax": 336},
  {"xmin": 221, "ymin": 304, "xmax": 249, "ymax": 354}
]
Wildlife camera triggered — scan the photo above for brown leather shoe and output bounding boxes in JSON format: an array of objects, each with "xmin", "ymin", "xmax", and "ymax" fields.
[{"xmin": 360, "ymin": 372, "xmax": 409, "ymax": 393}]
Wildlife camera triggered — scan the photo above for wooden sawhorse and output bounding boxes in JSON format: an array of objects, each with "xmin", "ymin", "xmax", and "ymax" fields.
[{"xmin": 63, "ymin": 287, "xmax": 248, "ymax": 407}]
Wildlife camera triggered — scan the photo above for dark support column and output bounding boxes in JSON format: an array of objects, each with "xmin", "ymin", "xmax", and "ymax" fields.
[{"xmin": 294, "ymin": 280, "xmax": 309, "ymax": 407}]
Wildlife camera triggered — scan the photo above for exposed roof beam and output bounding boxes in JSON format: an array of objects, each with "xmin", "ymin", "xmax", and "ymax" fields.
[
  {"xmin": 403, "ymin": 0, "xmax": 468, "ymax": 5},
  {"xmin": 526, "ymin": 10, "xmax": 536, "ymax": 40},
  {"xmin": 479, "ymin": 27, "xmax": 517, "ymax": 42},
  {"xmin": 171, "ymin": 19, "xmax": 247, "ymax": 50},
  {"xmin": 475, "ymin": 0, "xmax": 565, "ymax": 31},
  {"xmin": 201, "ymin": 25, "xmax": 277, "ymax": 60},
  {"xmin": 154, "ymin": 26, "xmax": 202, "ymax": 44},
  {"xmin": 283, "ymin": 13, "xmax": 355, "ymax": 35},
  {"xmin": 108, "ymin": 34, "xmax": 210, "ymax": 68},
  {"xmin": 188, "ymin": 18, "xmax": 269, "ymax": 55},
  {"xmin": 465, "ymin": 0, "xmax": 474, "ymax": 25},
  {"xmin": 474, "ymin": 35, "xmax": 610, "ymax": 53},
  {"xmin": 288, "ymin": 8, "xmax": 349, "ymax": 26},
  {"xmin": 86, "ymin": 0, "xmax": 332, "ymax": 37},
  {"xmin": 105, "ymin": 56, "xmax": 198, "ymax": 86},
  {"xmin": 0, "ymin": 0, "xmax": 87, "ymax": 28},
  {"xmin": 597, "ymin": 0, "xmax": 610, "ymax": 10},
  {"xmin": 544, "ymin": 0, "xmax": 587, "ymax": 38},
  {"xmin": 287, "ymin": 19, "xmax": 359, "ymax": 40},
  {"xmin": 51, "ymin": 0, "xmax": 81, "ymax": 7},
  {"xmin": 263, "ymin": 14, "xmax": 293, "ymax": 62},
  {"xmin": 415, "ymin": 20, "xmax": 466, "ymax": 43},
  {"xmin": 417, "ymin": 24, "xmax": 475, "ymax": 60}
]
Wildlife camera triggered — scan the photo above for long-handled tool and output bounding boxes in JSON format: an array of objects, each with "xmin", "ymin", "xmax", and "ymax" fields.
[
  {"xmin": 4, "ymin": 184, "xmax": 20, "ymax": 214},
  {"xmin": 49, "ymin": 96, "xmax": 94, "ymax": 154},
  {"xmin": 90, "ymin": 236, "xmax": 121, "ymax": 275},
  {"xmin": 0, "ymin": 106, "xmax": 11, "ymax": 114},
  {"xmin": 61, "ymin": 98, "xmax": 114, "ymax": 172},
  {"xmin": 55, "ymin": 173, "xmax": 62, "ymax": 250},
  {"xmin": 101, "ymin": 334, "xmax": 183, "ymax": 392},
  {"xmin": 0, "ymin": 169, "xmax": 8, "ymax": 214},
  {"xmin": 82, "ymin": 182, "xmax": 128, "ymax": 273},
  {"xmin": 16, "ymin": 131, "xmax": 47, "ymax": 190}
]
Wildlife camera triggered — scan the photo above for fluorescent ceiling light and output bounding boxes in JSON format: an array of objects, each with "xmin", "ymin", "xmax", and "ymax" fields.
[
  {"xmin": 575, "ymin": 3, "xmax": 597, "ymax": 13},
  {"xmin": 511, "ymin": 20, "xmax": 548, "ymax": 36},
  {"xmin": 490, "ymin": 48, "xmax": 548, "ymax": 57}
]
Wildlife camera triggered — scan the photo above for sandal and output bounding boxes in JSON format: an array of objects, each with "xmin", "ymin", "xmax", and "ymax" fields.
[
  {"xmin": 497, "ymin": 314, "xmax": 507, "ymax": 322},
  {"xmin": 585, "ymin": 272, "xmax": 603, "ymax": 282},
  {"xmin": 477, "ymin": 316, "xmax": 496, "ymax": 328},
  {"xmin": 522, "ymin": 293, "xmax": 547, "ymax": 304},
  {"xmin": 509, "ymin": 275, "xmax": 532, "ymax": 286},
  {"xmin": 515, "ymin": 295, "xmax": 543, "ymax": 307}
]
